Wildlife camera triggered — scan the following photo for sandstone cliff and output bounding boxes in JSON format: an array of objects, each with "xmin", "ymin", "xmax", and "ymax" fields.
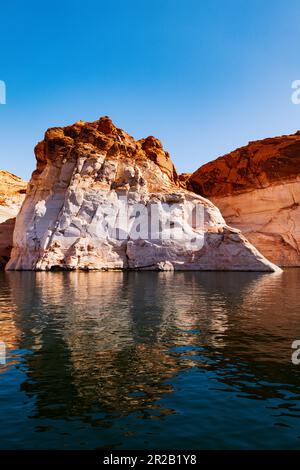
[
  {"xmin": 189, "ymin": 132, "xmax": 300, "ymax": 266},
  {"xmin": 7, "ymin": 117, "xmax": 279, "ymax": 272},
  {"xmin": 0, "ymin": 171, "xmax": 27, "ymax": 269}
]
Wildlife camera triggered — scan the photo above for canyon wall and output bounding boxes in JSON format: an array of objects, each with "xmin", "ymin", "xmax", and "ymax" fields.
[
  {"xmin": 189, "ymin": 132, "xmax": 300, "ymax": 266},
  {"xmin": 0, "ymin": 171, "xmax": 27, "ymax": 269}
]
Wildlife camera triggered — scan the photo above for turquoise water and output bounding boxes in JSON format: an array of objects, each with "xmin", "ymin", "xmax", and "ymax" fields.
[{"xmin": 1, "ymin": 270, "xmax": 300, "ymax": 449}]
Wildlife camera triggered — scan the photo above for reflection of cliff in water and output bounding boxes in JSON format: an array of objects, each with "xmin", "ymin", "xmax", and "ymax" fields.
[
  {"xmin": 3, "ymin": 270, "xmax": 300, "ymax": 420},
  {"xmin": 0, "ymin": 273, "xmax": 20, "ymax": 364}
]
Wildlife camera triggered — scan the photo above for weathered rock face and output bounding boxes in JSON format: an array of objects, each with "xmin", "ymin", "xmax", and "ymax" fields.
[
  {"xmin": 189, "ymin": 132, "xmax": 300, "ymax": 266},
  {"xmin": 7, "ymin": 117, "xmax": 280, "ymax": 272},
  {"xmin": 0, "ymin": 171, "xmax": 27, "ymax": 269}
]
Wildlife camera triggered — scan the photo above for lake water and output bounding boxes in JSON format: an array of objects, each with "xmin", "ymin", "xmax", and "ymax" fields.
[{"xmin": 1, "ymin": 270, "xmax": 300, "ymax": 449}]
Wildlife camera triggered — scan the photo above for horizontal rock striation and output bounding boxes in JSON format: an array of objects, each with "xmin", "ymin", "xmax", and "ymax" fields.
[
  {"xmin": 7, "ymin": 117, "xmax": 280, "ymax": 272},
  {"xmin": 0, "ymin": 171, "xmax": 27, "ymax": 269},
  {"xmin": 189, "ymin": 132, "xmax": 300, "ymax": 266}
]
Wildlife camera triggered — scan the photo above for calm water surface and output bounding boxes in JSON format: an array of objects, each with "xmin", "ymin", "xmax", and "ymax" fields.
[{"xmin": 0, "ymin": 270, "xmax": 300, "ymax": 449}]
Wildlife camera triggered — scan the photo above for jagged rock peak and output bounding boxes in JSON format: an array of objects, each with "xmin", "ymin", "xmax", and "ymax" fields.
[{"xmin": 33, "ymin": 116, "xmax": 178, "ymax": 184}]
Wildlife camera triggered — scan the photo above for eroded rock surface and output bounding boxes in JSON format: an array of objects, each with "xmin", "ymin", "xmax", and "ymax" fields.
[
  {"xmin": 7, "ymin": 117, "xmax": 279, "ymax": 272},
  {"xmin": 0, "ymin": 171, "xmax": 27, "ymax": 269},
  {"xmin": 189, "ymin": 132, "xmax": 300, "ymax": 266}
]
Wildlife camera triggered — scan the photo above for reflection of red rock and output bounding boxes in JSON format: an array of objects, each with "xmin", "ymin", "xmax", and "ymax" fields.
[
  {"xmin": 189, "ymin": 132, "xmax": 300, "ymax": 266},
  {"xmin": 7, "ymin": 117, "xmax": 279, "ymax": 272},
  {"xmin": 0, "ymin": 171, "xmax": 27, "ymax": 269}
]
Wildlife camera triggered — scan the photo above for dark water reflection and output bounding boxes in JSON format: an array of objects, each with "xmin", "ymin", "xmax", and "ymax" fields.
[{"xmin": 1, "ymin": 270, "xmax": 300, "ymax": 449}]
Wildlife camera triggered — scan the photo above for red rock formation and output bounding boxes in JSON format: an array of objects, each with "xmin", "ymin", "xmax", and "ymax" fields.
[
  {"xmin": 178, "ymin": 173, "xmax": 191, "ymax": 189},
  {"xmin": 0, "ymin": 171, "xmax": 27, "ymax": 269},
  {"xmin": 32, "ymin": 117, "xmax": 178, "ymax": 184},
  {"xmin": 7, "ymin": 117, "xmax": 279, "ymax": 272},
  {"xmin": 189, "ymin": 132, "xmax": 300, "ymax": 197},
  {"xmin": 189, "ymin": 131, "xmax": 300, "ymax": 266}
]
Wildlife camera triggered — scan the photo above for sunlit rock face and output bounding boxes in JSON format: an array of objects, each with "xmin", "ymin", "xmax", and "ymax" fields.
[
  {"xmin": 7, "ymin": 117, "xmax": 279, "ymax": 271},
  {"xmin": 189, "ymin": 132, "xmax": 300, "ymax": 267},
  {"xmin": 0, "ymin": 171, "xmax": 27, "ymax": 269}
]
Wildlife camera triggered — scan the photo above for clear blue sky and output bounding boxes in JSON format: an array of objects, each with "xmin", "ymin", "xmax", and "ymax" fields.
[{"xmin": 1, "ymin": 0, "xmax": 300, "ymax": 180}]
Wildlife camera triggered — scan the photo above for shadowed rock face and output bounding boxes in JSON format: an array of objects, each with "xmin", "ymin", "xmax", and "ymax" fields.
[
  {"xmin": 189, "ymin": 132, "xmax": 300, "ymax": 266},
  {"xmin": 0, "ymin": 171, "xmax": 27, "ymax": 269},
  {"xmin": 6, "ymin": 117, "xmax": 279, "ymax": 272}
]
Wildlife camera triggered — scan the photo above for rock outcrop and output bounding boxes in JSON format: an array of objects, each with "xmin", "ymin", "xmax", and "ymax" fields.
[
  {"xmin": 0, "ymin": 171, "xmax": 27, "ymax": 269},
  {"xmin": 7, "ymin": 117, "xmax": 280, "ymax": 272},
  {"xmin": 189, "ymin": 132, "xmax": 300, "ymax": 266}
]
